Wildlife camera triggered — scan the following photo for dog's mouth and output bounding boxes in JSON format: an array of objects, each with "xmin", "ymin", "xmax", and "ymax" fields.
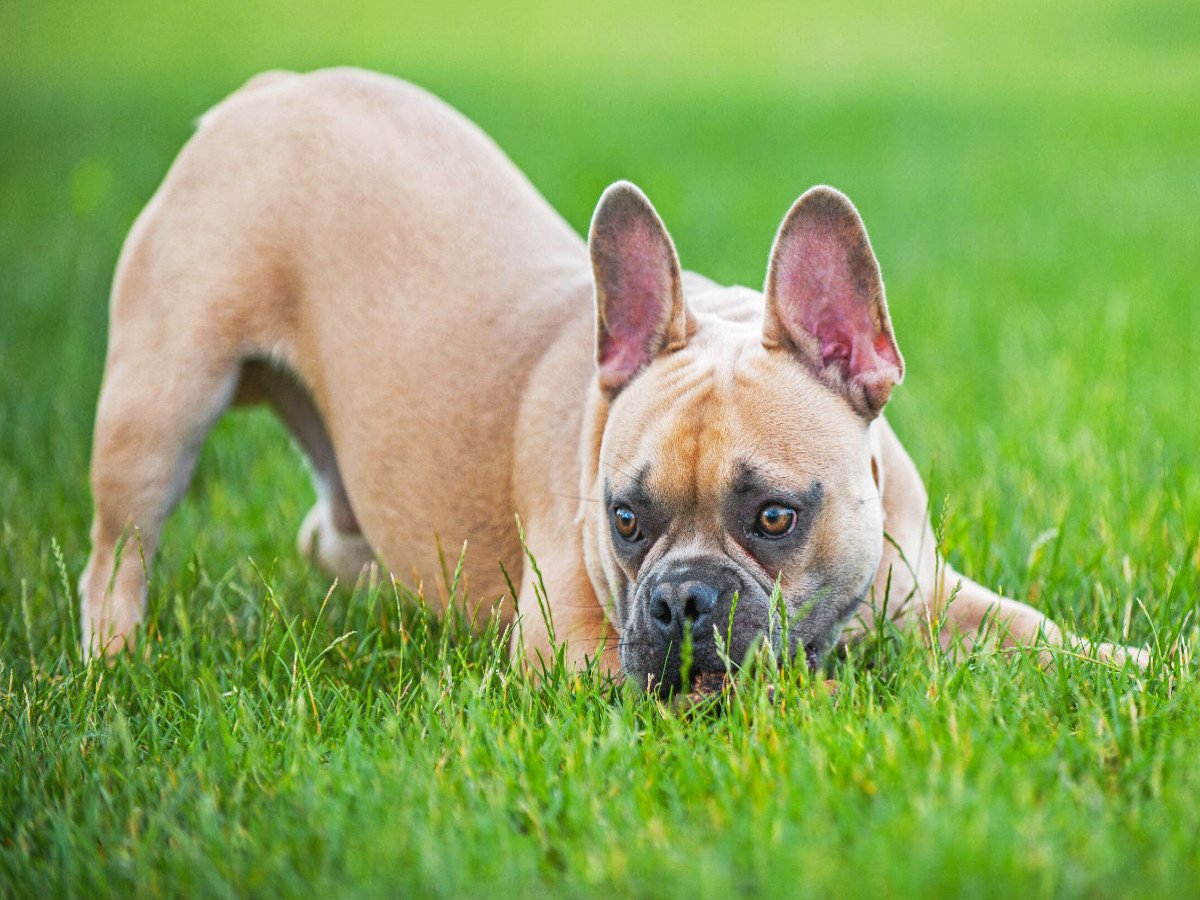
[{"xmin": 630, "ymin": 638, "xmax": 823, "ymax": 699}]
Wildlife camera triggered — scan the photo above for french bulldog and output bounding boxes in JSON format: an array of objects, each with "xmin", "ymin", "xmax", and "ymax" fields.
[{"xmin": 80, "ymin": 68, "xmax": 1146, "ymax": 686}]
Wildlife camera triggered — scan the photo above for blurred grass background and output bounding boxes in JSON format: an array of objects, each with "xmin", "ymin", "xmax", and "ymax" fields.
[
  {"xmin": 3, "ymin": 0, "xmax": 1196, "ymax": 609},
  {"xmin": 1, "ymin": 1, "xmax": 1199, "ymax": 895}
]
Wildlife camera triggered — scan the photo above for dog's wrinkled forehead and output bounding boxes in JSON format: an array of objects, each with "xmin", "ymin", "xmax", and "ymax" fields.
[{"xmin": 599, "ymin": 326, "xmax": 872, "ymax": 503}]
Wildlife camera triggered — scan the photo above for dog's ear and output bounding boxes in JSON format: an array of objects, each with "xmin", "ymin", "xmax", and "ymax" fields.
[
  {"xmin": 763, "ymin": 186, "xmax": 903, "ymax": 418},
  {"xmin": 589, "ymin": 181, "xmax": 693, "ymax": 398}
]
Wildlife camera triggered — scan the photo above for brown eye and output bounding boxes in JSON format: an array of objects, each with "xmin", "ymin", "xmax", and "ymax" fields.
[
  {"xmin": 756, "ymin": 504, "xmax": 796, "ymax": 539},
  {"xmin": 613, "ymin": 506, "xmax": 641, "ymax": 541}
]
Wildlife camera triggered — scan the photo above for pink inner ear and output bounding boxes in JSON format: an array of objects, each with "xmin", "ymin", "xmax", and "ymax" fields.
[
  {"xmin": 812, "ymin": 312, "xmax": 902, "ymax": 381},
  {"xmin": 597, "ymin": 219, "xmax": 673, "ymax": 384},
  {"xmin": 781, "ymin": 230, "xmax": 901, "ymax": 383}
]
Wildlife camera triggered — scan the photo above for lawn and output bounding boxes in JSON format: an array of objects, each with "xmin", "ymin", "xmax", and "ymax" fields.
[{"xmin": 2, "ymin": 0, "xmax": 1198, "ymax": 896}]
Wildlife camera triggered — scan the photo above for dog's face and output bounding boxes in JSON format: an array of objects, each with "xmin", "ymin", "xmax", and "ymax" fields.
[{"xmin": 581, "ymin": 182, "xmax": 904, "ymax": 691}]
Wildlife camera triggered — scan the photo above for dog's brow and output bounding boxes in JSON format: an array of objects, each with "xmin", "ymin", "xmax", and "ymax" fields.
[
  {"xmin": 604, "ymin": 468, "xmax": 655, "ymax": 508},
  {"xmin": 731, "ymin": 460, "xmax": 791, "ymax": 495},
  {"xmin": 730, "ymin": 460, "xmax": 766, "ymax": 495},
  {"xmin": 730, "ymin": 460, "xmax": 824, "ymax": 507}
]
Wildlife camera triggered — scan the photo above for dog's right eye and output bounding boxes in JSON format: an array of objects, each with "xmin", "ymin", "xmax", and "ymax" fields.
[
  {"xmin": 613, "ymin": 506, "xmax": 642, "ymax": 542},
  {"xmin": 755, "ymin": 504, "xmax": 797, "ymax": 539}
]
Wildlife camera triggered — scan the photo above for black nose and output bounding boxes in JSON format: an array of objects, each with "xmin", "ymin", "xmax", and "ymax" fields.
[{"xmin": 649, "ymin": 580, "xmax": 719, "ymax": 641}]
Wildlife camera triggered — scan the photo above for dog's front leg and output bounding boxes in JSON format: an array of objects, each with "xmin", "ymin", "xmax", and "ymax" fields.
[
  {"xmin": 867, "ymin": 419, "xmax": 1148, "ymax": 669},
  {"xmin": 932, "ymin": 566, "xmax": 1149, "ymax": 668},
  {"xmin": 510, "ymin": 523, "xmax": 620, "ymax": 677}
]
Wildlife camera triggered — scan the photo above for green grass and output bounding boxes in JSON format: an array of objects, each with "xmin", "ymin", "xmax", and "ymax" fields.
[{"xmin": 2, "ymin": 0, "xmax": 1199, "ymax": 896}]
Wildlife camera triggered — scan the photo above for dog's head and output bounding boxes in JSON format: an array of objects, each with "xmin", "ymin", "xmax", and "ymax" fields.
[{"xmin": 579, "ymin": 182, "xmax": 904, "ymax": 692}]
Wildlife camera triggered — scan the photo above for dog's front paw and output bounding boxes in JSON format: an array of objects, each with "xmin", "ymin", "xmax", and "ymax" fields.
[{"xmin": 1091, "ymin": 640, "xmax": 1150, "ymax": 671}]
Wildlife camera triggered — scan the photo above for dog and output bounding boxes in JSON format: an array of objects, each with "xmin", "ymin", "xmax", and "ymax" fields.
[{"xmin": 80, "ymin": 67, "xmax": 1146, "ymax": 686}]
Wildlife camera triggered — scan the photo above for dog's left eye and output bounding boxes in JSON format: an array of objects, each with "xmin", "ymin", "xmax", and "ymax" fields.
[
  {"xmin": 755, "ymin": 504, "xmax": 796, "ymax": 539},
  {"xmin": 613, "ymin": 506, "xmax": 642, "ymax": 542}
]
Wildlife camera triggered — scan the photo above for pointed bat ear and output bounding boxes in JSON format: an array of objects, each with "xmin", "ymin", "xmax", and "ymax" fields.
[
  {"xmin": 589, "ymin": 181, "xmax": 693, "ymax": 398},
  {"xmin": 762, "ymin": 186, "xmax": 904, "ymax": 419}
]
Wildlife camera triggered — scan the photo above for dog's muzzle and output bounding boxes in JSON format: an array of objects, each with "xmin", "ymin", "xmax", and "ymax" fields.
[{"xmin": 621, "ymin": 559, "xmax": 766, "ymax": 693}]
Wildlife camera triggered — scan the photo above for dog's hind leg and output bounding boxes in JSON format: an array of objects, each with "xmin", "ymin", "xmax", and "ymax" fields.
[
  {"xmin": 81, "ymin": 325, "xmax": 242, "ymax": 660},
  {"xmin": 80, "ymin": 184, "xmax": 273, "ymax": 659},
  {"xmin": 236, "ymin": 360, "xmax": 374, "ymax": 582}
]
